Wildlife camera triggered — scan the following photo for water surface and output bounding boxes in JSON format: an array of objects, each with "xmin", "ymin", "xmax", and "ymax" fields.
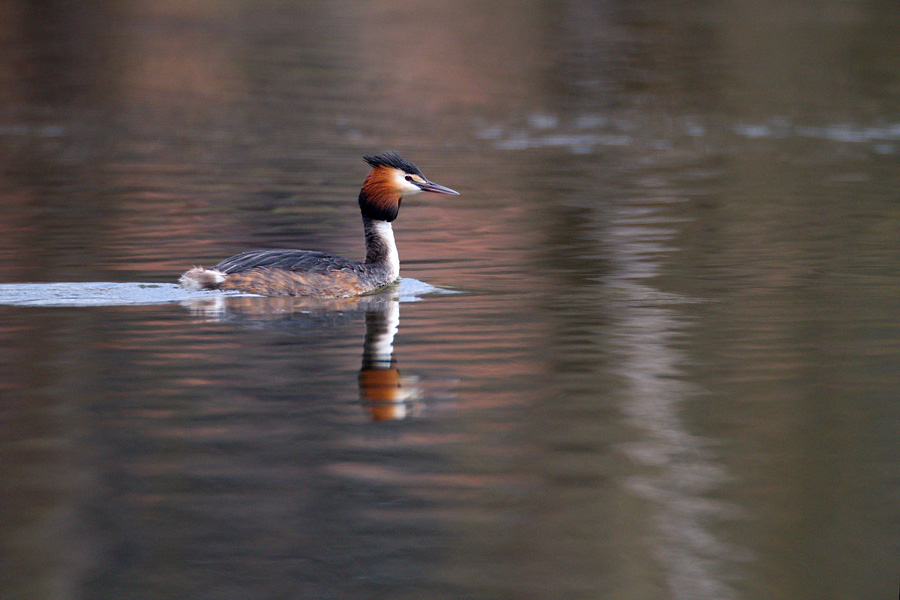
[{"xmin": 1, "ymin": 2, "xmax": 899, "ymax": 600}]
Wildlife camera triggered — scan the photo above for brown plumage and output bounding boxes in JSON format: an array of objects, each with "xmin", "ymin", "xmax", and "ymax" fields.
[{"xmin": 219, "ymin": 267, "xmax": 371, "ymax": 297}]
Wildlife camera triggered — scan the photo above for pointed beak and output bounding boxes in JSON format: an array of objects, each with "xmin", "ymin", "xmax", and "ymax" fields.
[{"xmin": 415, "ymin": 179, "xmax": 459, "ymax": 195}]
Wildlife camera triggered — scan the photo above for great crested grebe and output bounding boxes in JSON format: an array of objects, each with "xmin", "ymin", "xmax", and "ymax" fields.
[{"xmin": 179, "ymin": 152, "xmax": 458, "ymax": 297}]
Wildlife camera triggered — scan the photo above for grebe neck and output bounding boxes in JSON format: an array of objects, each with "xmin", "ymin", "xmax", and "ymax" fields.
[{"xmin": 363, "ymin": 216, "xmax": 400, "ymax": 282}]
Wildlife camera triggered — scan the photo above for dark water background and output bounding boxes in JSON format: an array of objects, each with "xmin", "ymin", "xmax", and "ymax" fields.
[{"xmin": 1, "ymin": 2, "xmax": 899, "ymax": 599}]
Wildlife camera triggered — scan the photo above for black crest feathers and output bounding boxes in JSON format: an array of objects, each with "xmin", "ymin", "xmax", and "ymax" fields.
[{"xmin": 363, "ymin": 152, "xmax": 423, "ymax": 176}]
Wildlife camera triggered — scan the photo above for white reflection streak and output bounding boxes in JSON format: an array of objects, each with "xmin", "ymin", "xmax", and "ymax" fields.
[
  {"xmin": 604, "ymin": 203, "xmax": 746, "ymax": 600},
  {"xmin": 367, "ymin": 299, "xmax": 399, "ymax": 365}
]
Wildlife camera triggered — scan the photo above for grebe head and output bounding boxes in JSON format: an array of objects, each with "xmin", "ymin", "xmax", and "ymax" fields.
[{"xmin": 359, "ymin": 152, "xmax": 459, "ymax": 222}]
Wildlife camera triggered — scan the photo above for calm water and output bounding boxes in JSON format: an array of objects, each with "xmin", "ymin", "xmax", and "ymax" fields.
[{"xmin": 2, "ymin": 2, "xmax": 899, "ymax": 599}]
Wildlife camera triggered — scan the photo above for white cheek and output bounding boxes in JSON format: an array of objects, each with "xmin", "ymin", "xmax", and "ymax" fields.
[{"xmin": 393, "ymin": 172, "xmax": 423, "ymax": 196}]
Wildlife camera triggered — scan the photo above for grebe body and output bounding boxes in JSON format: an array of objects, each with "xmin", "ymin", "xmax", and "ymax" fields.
[{"xmin": 180, "ymin": 153, "xmax": 457, "ymax": 297}]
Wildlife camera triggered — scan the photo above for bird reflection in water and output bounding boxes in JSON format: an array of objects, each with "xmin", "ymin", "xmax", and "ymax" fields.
[
  {"xmin": 181, "ymin": 292, "xmax": 423, "ymax": 421},
  {"xmin": 358, "ymin": 301, "xmax": 422, "ymax": 420}
]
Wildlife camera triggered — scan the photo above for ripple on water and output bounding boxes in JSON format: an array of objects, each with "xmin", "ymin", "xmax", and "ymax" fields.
[{"xmin": 0, "ymin": 279, "xmax": 455, "ymax": 308}]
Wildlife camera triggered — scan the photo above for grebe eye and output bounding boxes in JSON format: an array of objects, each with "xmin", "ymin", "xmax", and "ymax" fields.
[{"xmin": 405, "ymin": 175, "xmax": 412, "ymax": 181}]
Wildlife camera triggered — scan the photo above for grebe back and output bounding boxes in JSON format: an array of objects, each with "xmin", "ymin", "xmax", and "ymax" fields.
[{"xmin": 180, "ymin": 153, "xmax": 458, "ymax": 297}]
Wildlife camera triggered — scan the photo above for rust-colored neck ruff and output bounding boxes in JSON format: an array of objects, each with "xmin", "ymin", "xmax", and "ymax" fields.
[{"xmin": 358, "ymin": 166, "xmax": 401, "ymax": 222}]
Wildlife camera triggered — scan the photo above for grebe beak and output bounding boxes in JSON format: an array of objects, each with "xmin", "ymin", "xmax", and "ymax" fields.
[{"xmin": 415, "ymin": 179, "xmax": 459, "ymax": 196}]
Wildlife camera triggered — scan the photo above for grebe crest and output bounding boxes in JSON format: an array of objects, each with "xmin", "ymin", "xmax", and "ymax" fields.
[{"xmin": 180, "ymin": 152, "xmax": 458, "ymax": 297}]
